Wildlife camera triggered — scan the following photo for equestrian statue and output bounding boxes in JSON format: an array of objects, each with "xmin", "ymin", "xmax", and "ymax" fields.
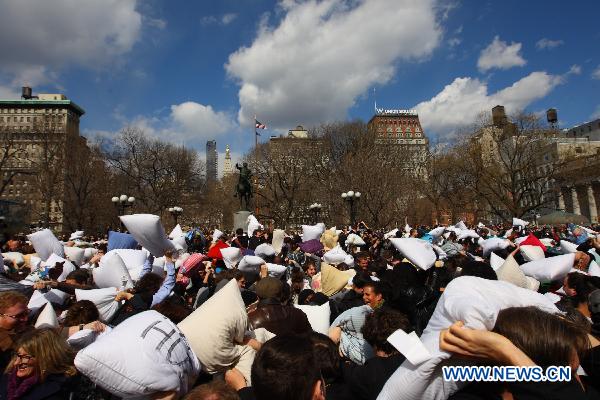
[{"xmin": 235, "ymin": 162, "xmax": 253, "ymax": 211}]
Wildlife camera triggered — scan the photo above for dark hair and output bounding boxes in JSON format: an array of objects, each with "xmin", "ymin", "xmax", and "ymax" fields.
[
  {"xmin": 362, "ymin": 308, "xmax": 411, "ymax": 354},
  {"xmin": 352, "ymin": 271, "xmax": 373, "ymax": 289},
  {"xmin": 152, "ymin": 296, "xmax": 191, "ymax": 324},
  {"xmin": 565, "ymin": 272, "xmax": 600, "ymax": 304},
  {"xmin": 63, "ymin": 300, "xmax": 99, "ymax": 326},
  {"xmin": 493, "ymin": 306, "xmax": 589, "ymax": 368},
  {"xmin": 302, "ymin": 259, "xmax": 316, "ymax": 273},
  {"xmin": 355, "ymin": 251, "xmax": 369, "ymax": 261},
  {"xmin": 65, "ymin": 269, "xmax": 89, "ymax": 284},
  {"xmin": 183, "ymin": 380, "xmax": 240, "ymax": 400},
  {"xmin": 134, "ymin": 272, "xmax": 163, "ymax": 295},
  {"xmin": 96, "ymin": 243, "xmax": 107, "ymax": 254},
  {"xmin": 309, "ymin": 332, "xmax": 341, "ymax": 382},
  {"xmin": 236, "ymin": 228, "xmax": 244, "ymax": 236},
  {"xmin": 290, "ymin": 267, "xmax": 305, "ymax": 295},
  {"xmin": 252, "ymin": 335, "xmax": 321, "ymax": 400},
  {"xmin": 298, "ymin": 289, "xmax": 315, "ymax": 305},
  {"xmin": 459, "ymin": 260, "xmax": 497, "ymax": 281}
]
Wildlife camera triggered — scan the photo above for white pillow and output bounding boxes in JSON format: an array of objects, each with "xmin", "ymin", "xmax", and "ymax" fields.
[
  {"xmin": 384, "ymin": 229, "xmax": 399, "ymax": 240},
  {"xmin": 221, "ymin": 247, "xmax": 242, "ymax": 269},
  {"xmin": 69, "ymin": 231, "xmax": 84, "ymax": 241},
  {"xmin": 558, "ymin": 240, "xmax": 578, "ymax": 254},
  {"xmin": 212, "ymin": 229, "xmax": 223, "ymax": 243},
  {"xmin": 520, "ymin": 253, "xmax": 575, "ymax": 282},
  {"xmin": 28, "ymin": 290, "xmax": 49, "ymax": 311},
  {"xmin": 238, "ymin": 255, "xmax": 265, "ymax": 273},
  {"xmin": 489, "ymin": 252, "xmax": 504, "ymax": 271},
  {"xmin": 454, "ymin": 221, "xmax": 467, "ymax": 230},
  {"xmin": 113, "ymin": 249, "xmax": 148, "ymax": 281},
  {"xmin": 323, "ymin": 246, "xmax": 348, "ymax": 265},
  {"xmin": 496, "ymin": 255, "xmax": 539, "ymax": 291},
  {"xmin": 1, "ymin": 252, "xmax": 24, "ymax": 266},
  {"xmin": 457, "ymin": 230, "xmax": 479, "ymax": 241},
  {"xmin": 119, "ymin": 214, "xmax": 175, "ymax": 257},
  {"xmin": 512, "ymin": 217, "xmax": 529, "ymax": 227},
  {"xmin": 247, "ymin": 215, "xmax": 263, "ymax": 237},
  {"xmin": 519, "ymin": 245, "xmax": 545, "ymax": 262},
  {"xmin": 169, "ymin": 224, "xmax": 183, "ymax": 239},
  {"xmin": 35, "ymin": 303, "xmax": 58, "ymax": 329},
  {"xmin": 27, "ymin": 229, "xmax": 64, "ymax": 261},
  {"xmin": 482, "ymin": 238, "xmax": 510, "ymax": 257},
  {"xmin": 390, "ymin": 238, "xmax": 436, "ymax": 270},
  {"xmin": 539, "ymin": 238, "xmax": 554, "ymax": 247},
  {"xmin": 345, "ymin": 233, "xmax": 366, "ymax": 247},
  {"xmin": 64, "ymin": 246, "xmax": 85, "ymax": 266},
  {"xmin": 75, "ymin": 288, "xmax": 121, "ymax": 324},
  {"xmin": 75, "ymin": 310, "xmax": 200, "ymax": 398},
  {"xmin": 428, "ymin": 227, "xmax": 445, "ymax": 237},
  {"xmin": 44, "ymin": 253, "xmax": 76, "ymax": 282},
  {"xmin": 178, "ymin": 280, "xmax": 249, "ymax": 376},
  {"xmin": 171, "ymin": 236, "xmax": 188, "ymax": 252},
  {"xmin": 45, "ymin": 289, "xmax": 70, "ymax": 305},
  {"xmin": 295, "ymin": 302, "xmax": 331, "ymax": 335},
  {"xmin": 378, "ymin": 276, "xmax": 558, "ymax": 400},
  {"xmin": 67, "ymin": 326, "xmax": 113, "ymax": 350},
  {"xmin": 255, "ymin": 243, "xmax": 276, "ymax": 258},
  {"xmin": 589, "ymin": 261, "xmax": 600, "ymax": 277},
  {"xmin": 94, "ymin": 251, "xmax": 133, "ymax": 289},
  {"xmin": 266, "ymin": 263, "xmax": 287, "ymax": 278},
  {"xmin": 302, "ymin": 224, "xmax": 324, "ymax": 242},
  {"xmin": 83, "ymin": 247, "xmax": 98, "ymax": 263}
]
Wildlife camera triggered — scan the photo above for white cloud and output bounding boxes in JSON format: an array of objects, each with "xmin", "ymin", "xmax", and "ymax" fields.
[
  {"xmin": 477, "ymin": 36, "xmax": 526, "ymax": 72},
  {"xmin": 226, "ymin": 0, "xmax": 441, "ymax": 129},
  {"xmin": 536, "ymin": 38, "xmax": 563, "ymax": 50},
  {"xmin": 567, "ymin": 64, "xmax": 581, "ymax": 75},
  {"xmin": 170, "ymin": 102, "xmax": 235, "ymax": 141},
  {"xmin": 448, "ymin": 37, "xmax": 461, "ymax": 48},
  {"xmin": 592, "ymin": 65, "xmax": 600, "ymax": 80},
  {"xmin": 221, "ymin": 13, "xmax": 238, "ymax": 25},
  {"xmin": 146, "ymin": 17, "xmax": 167, "ymax": 30},
  {"xmin": 414, "ymin": 71, "xmax": 564, "ymax": 137}
]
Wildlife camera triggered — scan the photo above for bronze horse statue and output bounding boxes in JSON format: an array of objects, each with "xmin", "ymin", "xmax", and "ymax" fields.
[{"xmin": 235, "ymin": 162, "xmax": 253, "ymax": 211}]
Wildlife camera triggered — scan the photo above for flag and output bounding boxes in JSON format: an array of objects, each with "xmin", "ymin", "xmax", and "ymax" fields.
[{"xmin": 255, "ymin": 119, "xmax": 266, "ymax": 129}]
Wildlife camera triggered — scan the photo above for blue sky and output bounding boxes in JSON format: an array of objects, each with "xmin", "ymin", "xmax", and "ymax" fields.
[{"xmin": 1, "ymin": 0, "xmax": 599, "ymax": 169}]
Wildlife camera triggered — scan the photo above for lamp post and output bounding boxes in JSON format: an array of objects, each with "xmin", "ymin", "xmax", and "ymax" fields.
[
  {"xmin": 309, "ymin": 203, "xmax": 322, "ymax": 224},
  {"xmin": 341, "ymin": 190, "xmax": 361, "ymax": 226},
  {"xmin": 168, "ymin": 206, "xmax": 183, "ymax": 226},
  {"xmin": 111, "ymin": 194, "xmax": 135, "ymax": 230}
]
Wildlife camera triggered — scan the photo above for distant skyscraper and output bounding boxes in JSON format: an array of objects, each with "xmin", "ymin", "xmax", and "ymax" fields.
[
  {"xmin": 223, "ymin": 144, "xmax": 234, "ymax": 177},
  {"xmin": 206, "ymin": 140, "xmax": 217, "ymax": 182}
]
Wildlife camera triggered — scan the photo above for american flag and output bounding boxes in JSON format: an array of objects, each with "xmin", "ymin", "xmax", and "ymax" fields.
[{"xmin": 255, "ymin": 119, "xmax": 266, "ymax": 129}]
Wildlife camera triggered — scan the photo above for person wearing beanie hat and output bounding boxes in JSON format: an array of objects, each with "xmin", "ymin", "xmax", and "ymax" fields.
[{"xmin": 248, "ymin": 277, "xmax": 311, "ymax": 336}]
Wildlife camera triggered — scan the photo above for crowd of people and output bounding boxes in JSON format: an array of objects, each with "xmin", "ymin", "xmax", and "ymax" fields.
[{"xmin": 0, "ymin": 216, "xmax": 599, "ymax": 399}]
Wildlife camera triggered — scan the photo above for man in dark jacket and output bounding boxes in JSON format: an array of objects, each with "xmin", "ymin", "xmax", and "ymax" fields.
[{"xmin": 248, "ymin": 277, "xmax": 311, "ymax": 336}]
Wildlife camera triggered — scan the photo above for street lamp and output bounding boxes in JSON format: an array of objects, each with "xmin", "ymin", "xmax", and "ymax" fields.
[
  {"xmin": 341, "ymin": 190, "xmax": 361, "ymax": 226},
  {"xmin": 309, "ymin": 203, "xmax": 322, "ymax": 224},
  {"xmin": 112, "ymin": 194, "xmax": 135, "ymax": 231},
  {"xmin": 168, "ymin": 206, "xmax": 183, "ymax": 226}
]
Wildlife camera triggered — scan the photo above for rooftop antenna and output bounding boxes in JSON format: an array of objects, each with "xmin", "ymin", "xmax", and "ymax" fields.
[{"xmin": 373, "ymin": 87, "xmax": 379, "ymax": 114}]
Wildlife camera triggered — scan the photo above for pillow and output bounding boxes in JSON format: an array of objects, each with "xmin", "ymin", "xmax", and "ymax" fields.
[
  {"xmin": 75, "ymin": 310, "xmax": 200, "ymax": 398},
  {"xmin": 27, "ymin": 229, "xmax": 64, "ymax": 261},
  {"xmin": 384, "ymin": 229, "xmax": 399, "ymax": 240},
  {"xmin": 345, "ymin": 233, "xmax": 366, "ymax": 247},
  {"xmin": 457, "ymin": 230, "xmax": 479, "ymax": 241},
  {"xmin": 76, "ymin": 288, "xmax": 121, "ymax": 323},
  {"xmin": 512, "ymin": 217, "xmax": 529, "ymax": 227},
  {"xmin": 43, "ymin": 253, "xmax": 76, "ymax": 282},
  {"xmin": 295, "ymin": 302, "xmax": 331, "ymax": 335},
  {"xmin": 169, "ymin": 224, "xmax": 183, "ymax": 239},
  {"xmin": 221, "ymin": 248, "xmax": 242, "ymax": 269},
  {"xmin": 454, "ymin": 221, "xmax": 467, "ymax": 230},
  {"xmin": 559, "ymin": 240, "xmax": 578, "ymax": 254},
  {"xmin": 171, "ymin": 235, "xmax": 188, "ymax": 252},
  {"xmin": 83, "ymin": 247, "xmax": 98, "ymax": 263},
  {"xmin": 378, "ymin": 276, "xmax": 558, "ymax": 400},
  {"xmin": 69, "ymin": 231, "xmax": 84, "ymax": 241},
  {"xmin": 427, "ymin": 227, "xmax": 445, "ymax": 238},
  {"xmin": 107, "ymin": 231, "xmax": 139, "ymax": 252},
  {"xmin": 254, "ymin": 243, "xmax": 276, "ymax": 258},
  {"xmin": 44, "ymin": 289, "xmax": 70, "ymax": 306},
  {"xmin": 323, "ymin": 246, "xmax": 349, "ymax": 266},
  {"xmin": 589, "ymin": 261, "xmax": 600, "ymax": 277},
  {"xmin": 496, "ymin": 255, "xmax": 539, "ymax": 291},
  {"xmin": 119, "ymin": 214, "xmax": 175, "ymax": 257},
  {"xmin": 519, "ymin": 245, "xmax": 545, "ymax": 262},
  {"xmin": 247, "ymin": 215, "xmax": 263, "ymax": 237},
  {"xmin": 237, "ymin": 255, "xmax": 265, "ymax": 273},
  {"xmin": 34, "ymin": 303, "xmax": 58, "ymax": 329},
  {"xmin": 320, "ymin": 263, "xmax": 354, "ymax": 296},
  {"xmin": 481, "ymin": 238, "xmax": 510, "ymax": 257},
  {"xmin": 178, "ymin": 280, "xmax": 249, "ymax": 377},
  {"xmin": 390, "ymin": 238, "xmax": 437, "ymax": 270},
  {"xmin": 1, "ymin": 252, "xmax": 24, "ymax": 266},
  {"xmin": 519, "ymin": 234, "xmax": 546, "ymax": 252},
  {"xmin": 28, "ymin": 290, "xmax": 49, "ymax": 311},
  {"xmin": 64, "ymin": 246, "xmax": 85, "ymax": 266},
  {"xmin": 67, "ymin": 326, "xmax": 113, "ymax": 350},
  {"xmin": 271, "ymin": 229, "xmax": 287, "ymax": 254},
  {"xmin": 489, "ymin": 252, "xmax": 505, "ymax": 271},
  {"xmin": 520, "ymin": 253, "xmax": 575, "ymax": 282},
  {"xmin": 539, "ymin": 238, "xmax": 554, "ymax": 247},
  {"xmin": 212, "ymin": 229, "xmax": 223, "ymax": 244},
  {"xmin": 113, "ymin": 249, "xmax": 148, "ymax": 281},
  {"xmin": 302, "ymin": 224, "xmax": 324, "ymax": 242},
  {"xmin": 94, "ymin": 251, "xmax": 134, "ymax": 289},
  {"xmin": 266, "ymin": 263, "xmax": 287, "ymax": 278}
]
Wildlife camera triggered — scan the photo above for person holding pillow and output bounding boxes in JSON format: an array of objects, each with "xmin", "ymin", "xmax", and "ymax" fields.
[{"xmin": 111, "ymin": 250, "xmax": 176, "ymax": 325}]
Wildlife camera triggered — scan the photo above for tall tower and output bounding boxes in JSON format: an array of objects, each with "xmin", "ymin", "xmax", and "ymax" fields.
[
  {"xmin": 223, "ymin": 144, "xmax": 234, "ymax": 177},
  {"xmin": 206, "ymin": 140, "xmax": 217, "ymax": 182}
]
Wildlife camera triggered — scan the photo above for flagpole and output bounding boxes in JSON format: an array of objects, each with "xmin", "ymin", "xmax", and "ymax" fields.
[{"xmin": 254, "ymin": 114, "xmax": 258, "ymax": 151}]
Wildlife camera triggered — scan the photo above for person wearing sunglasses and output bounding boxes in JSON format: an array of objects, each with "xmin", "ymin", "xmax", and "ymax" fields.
[{"xmin": 0, "ymin": 291, "xmax": 30, "ymax": 373}]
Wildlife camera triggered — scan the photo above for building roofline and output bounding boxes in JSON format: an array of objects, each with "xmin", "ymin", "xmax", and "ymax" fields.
[{"xmin": 0, "ymin": 99, "xmax": 85, "ymax": 116}]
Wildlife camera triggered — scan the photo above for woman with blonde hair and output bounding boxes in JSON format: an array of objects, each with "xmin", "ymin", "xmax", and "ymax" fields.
[{"xmin": 0, "ymin": 328, "xmax": 77, "ymax": 399}]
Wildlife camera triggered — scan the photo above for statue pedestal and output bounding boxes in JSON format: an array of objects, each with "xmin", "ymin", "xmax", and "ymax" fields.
[{"xmin": 233, "ymin": 210, "xmax": 252, "ymax": 233}]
